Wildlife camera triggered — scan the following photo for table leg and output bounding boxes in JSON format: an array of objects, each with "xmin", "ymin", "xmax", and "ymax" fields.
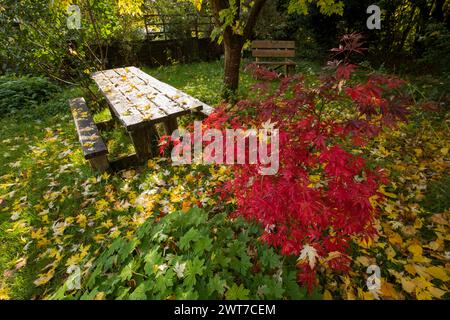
[
  {"xmin": 128, "ymin": 125, "xmax": 160, "ymax": 162},
  {"xmin": 163, "ymin": 117, "xmax": 178, "ymax": 136}
]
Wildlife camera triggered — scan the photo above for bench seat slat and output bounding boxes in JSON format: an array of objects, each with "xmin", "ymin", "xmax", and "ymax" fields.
[
  {"xmin": 255, "ymin": 60, "xmax": 296, "ymax": 66},
  {"xmin": 252, "ymin": 49, "xmax": 296, "ymax": 58},
  {"xmin": 69, "ymin": 97, "xmax": 108, "ymax": 160}
]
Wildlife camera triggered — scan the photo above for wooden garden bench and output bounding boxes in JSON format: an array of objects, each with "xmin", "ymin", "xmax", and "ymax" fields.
[
  {"xmin": 69, "ymin": 97, "xmax": 110, "ymax": 172},
  {"xmin": 251, "ymin": 40, "xmax": 296, "ymax": 76}
]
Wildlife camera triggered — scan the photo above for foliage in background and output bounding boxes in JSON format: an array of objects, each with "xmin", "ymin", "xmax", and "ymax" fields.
[
  {"xmin": 0, "ymin": 76, "xmax": 60, "ymax": 114},
  {"xmin": 0, "ymin": 0, "xmax": 143, "ymax": 86},
  {"xmin": 253, "ymin": 0, "xmax": 450, "ymax": 73}
]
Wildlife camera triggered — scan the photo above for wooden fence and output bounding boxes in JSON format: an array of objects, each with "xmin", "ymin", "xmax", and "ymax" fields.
[{"xmin": 143, "ymin": 13, "xmax": 214, "ymax": 40}]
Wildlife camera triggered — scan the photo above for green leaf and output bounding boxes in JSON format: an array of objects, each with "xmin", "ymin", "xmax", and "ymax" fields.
[
  {"xmin": 118, "ymin": 239, "xmax": 138, "ymax": 260},
  {"xmin": 193, "ymin": 235, "xmax": 213, "ymax": 254},
  {"xmin": 184, "ymin": 257, "xmax": 205, "ymax": 287},
  {"xmin": 118, "ymin": 261, "xmax": 133, "ymax": 281},
  {"xmin": 129, "ymin": 282, "xmax": 148, "ymax": 300},
  {"xmin": 153, "ymin": 269, "xmax": 174, "ymax": 297},
  {"xmin": 260, "ymin": 248, "xmax": 281, "ymax": 270},
  {"xmin": 225, "ymin": 283, "xmax": 250, "ymax": 300},
  {"xmin": 263, "ymin": 276, "xmax": 285, "ymax": 299},
  {"xmin": 179, "ymin": 227, "xmax": 201, "ymax": 250},
  {"xmin": 207, "ymin": 274, "xmax": 226, "ymax": 296},
  {"xmin": 284, "ymin": 270, "xmax": 307, "ymax": 300}
]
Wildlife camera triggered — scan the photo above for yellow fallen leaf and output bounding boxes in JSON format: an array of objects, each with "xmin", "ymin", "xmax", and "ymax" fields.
[
  {"xmin": 413, "ymin": 218, "xmax": 423, "ymax": 229},
  {"xmin": 378, "ymin": 186, "xmax": 397, "ymax": 199},
  {"xmin": 323, "ymin": 290, "xmax": 333, "ymax": 300},
  {"xmin": 357, "ymin": 237, "xmax": 373, "ymax": 249},
  {"xmin": 404, "ymin": 264, "xmax": 417, "ymax": 275},
  {"xmin": 428, "ymin": 286, "xmax": 446, "ymax": 299},
  {"xmin": 425, "ymin": 239, "xmax": 442, "ymax": 251},
  {"xmin": 33, "ymin": 269, "xmax": 55, "ymax": 287},
  {"xmin": 401, "ymin": 278, "xmax": 416, "ymax": 294},
  {"xmin": 408, "ymin": 244, "xmax": 423, "ymax": 256},
  {"xmin": 385, "ymin": 246, "xmax": 396, "ymax": 261},
  {"xmin": 380, "ymin": 281, "xmax": 401, "ymax": 299},
  {"xmin": 416, "ymin": 288, "xmax": 432, "ymax": 300},
  {"xmin": 414, "ymin": 148, "xmax": 423, "ymax": 157},
  {"xmin": 369, "ymin": 195, "xmax": 381, "ymax": 209},
  {"xmin": 0, "ymin": 287, "xmax": 10, "ymax": 300},
  {"xmin": 425, "ymin": 266, "xmax": 449, "ymax": 282},
  {"xmin": 356, "ymin": 256, "xmax": 370, "ymax": 267},
  {"xmin": 388, "ymin": 233, "xmax": 403, "ymax": 247},
  {"xmin": 362, "ymin": 290, "xmax": 375, "ymax": 300},
  {"xmin": 94, "ymin": 292, "xmax": 106, "ymax": 300},
  {"xmin": 430, "ymin": 214, "xmax": 447, "ymax": 225}
]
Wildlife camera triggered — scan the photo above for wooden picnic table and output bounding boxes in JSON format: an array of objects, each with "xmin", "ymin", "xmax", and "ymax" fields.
[{"xmin": 91, "ymin": 66, "xmax": 212, "ymax": 163}]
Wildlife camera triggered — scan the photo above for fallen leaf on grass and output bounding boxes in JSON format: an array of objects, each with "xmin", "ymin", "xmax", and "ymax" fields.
[
  {"xmin": 3, "ymin": 270, "xmax": 14, "ymax": 279},
  {"xmin": 380, "ymin": 281, "xmax": 402, "ymax": 299},
  {"xmin": 425, "ymin": 266, "xmax": 449, "ymax": 282},
  {"xmin": 15, "ymin": 257, "xmax": 27, "ymax": 270}
]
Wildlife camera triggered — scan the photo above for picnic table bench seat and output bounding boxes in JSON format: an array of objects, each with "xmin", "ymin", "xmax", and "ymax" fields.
[{"xmin": 69, "ymin": 97, "xmax": 110, "ymax": 172}]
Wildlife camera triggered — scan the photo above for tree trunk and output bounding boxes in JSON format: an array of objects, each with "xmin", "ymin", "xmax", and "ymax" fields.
[
  {"xmin": 223, "ymin": 36, "xmax": 244, "ymax": 102},
  {"xmin": 208, "ymin": 0, "xmax": 268, "ymax": 102}
]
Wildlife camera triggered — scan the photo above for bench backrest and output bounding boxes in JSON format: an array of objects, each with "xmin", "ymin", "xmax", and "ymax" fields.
[{"xmin": 251, "ymin": 40, "xmax": 296, "ymax": 58}]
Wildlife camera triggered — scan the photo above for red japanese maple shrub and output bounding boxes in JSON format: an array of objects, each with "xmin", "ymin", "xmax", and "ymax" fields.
[
  {"xmin": 219, "ymin": 35, "xmax": 409, "ymax": 291},
  {"xmin": 217, "ymin": 83, "xmax": 388, "ymax": 292},
  {"xmin": 160, "ymin": 34, "xmax": 411, "ymax": 292},
  {"xmin": 245, "ymin": 63, "xmax": 280, "ymax": 81}
]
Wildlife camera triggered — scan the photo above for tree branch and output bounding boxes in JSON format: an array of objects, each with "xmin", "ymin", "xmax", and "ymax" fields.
[{"xmin": 243, "ymin": 0, "xmax": 267, "ymax": 39}]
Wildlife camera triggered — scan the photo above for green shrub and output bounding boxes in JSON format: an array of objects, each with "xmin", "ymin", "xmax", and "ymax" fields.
[
  {"xmin": 416, "ymin": 23, "xmax": 450, "ymax": 75},
  {"xmin": 52, "ymin": 208, "xmax": 309, "ymax": 300},
  {"xmin": 0, "ymin": 76, "xmax": 60, "ymax": 114}
]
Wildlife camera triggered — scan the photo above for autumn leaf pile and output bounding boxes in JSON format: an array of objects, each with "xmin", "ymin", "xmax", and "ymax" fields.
[{"xmin": 319, "ymin": 116, "xmax": 449, "ymax": 300}]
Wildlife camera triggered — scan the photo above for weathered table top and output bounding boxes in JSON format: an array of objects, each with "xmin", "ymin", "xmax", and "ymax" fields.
[{"xmin": 91, "ymin": 67, "xmax": 211, "ymax": 131}]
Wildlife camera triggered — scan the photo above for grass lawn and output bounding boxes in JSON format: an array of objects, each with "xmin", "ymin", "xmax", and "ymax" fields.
[{"xmin": 0, "ymin": 59, "xmax": 448, "ymax": 300}]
